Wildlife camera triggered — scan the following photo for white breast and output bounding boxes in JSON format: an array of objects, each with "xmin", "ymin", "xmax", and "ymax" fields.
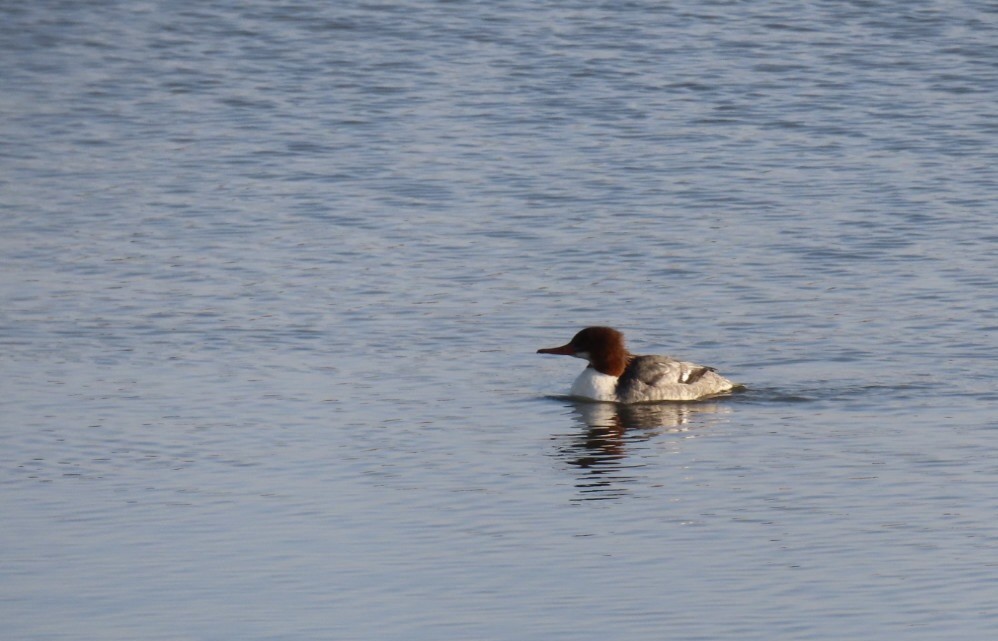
[{"xmin": 570, "ymin": 368, "xmax": 619, "ymax": 402}]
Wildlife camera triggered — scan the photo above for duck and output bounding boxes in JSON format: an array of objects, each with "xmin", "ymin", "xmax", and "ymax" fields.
[{"xmin": 537, "ymin": 326, "xmax": 737, "ymax": 402}]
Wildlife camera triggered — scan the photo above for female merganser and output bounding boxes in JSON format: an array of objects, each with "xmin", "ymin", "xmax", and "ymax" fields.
[{"xmin": 537, "ymin": 326, "xmax": 737, "ymax": 402}]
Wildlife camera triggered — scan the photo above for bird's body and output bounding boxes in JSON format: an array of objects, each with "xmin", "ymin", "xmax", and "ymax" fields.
[{"xmin": 538, "ymin": 327, "xmax": 736, "ymax": 403}]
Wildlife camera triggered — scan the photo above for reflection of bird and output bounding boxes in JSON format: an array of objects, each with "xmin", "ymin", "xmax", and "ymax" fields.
[
  {"xmin": 538, "ymin": 327, "xmax": 738, "ymax": 402},
  {"xmin": 555, "ymin": 399, "xmax": 731, "ymax": 501},
  {"xmin": 567, "ymin": 404, "xmax": 690, "ymax": 470},
  {"xmin": 575, "ymin": 401, "xmax": 695, "ymax": 431}
]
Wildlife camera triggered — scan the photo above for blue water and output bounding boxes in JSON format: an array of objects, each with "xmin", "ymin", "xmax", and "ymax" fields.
[{"xmin": 2, "ymin": 1, "xmax": 997, "ymax": 639}]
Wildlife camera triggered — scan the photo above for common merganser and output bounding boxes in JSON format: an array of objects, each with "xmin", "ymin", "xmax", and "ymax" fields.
[{"xmin": 537, "ymin": 326, "xmax": 737, "ymax": 402}]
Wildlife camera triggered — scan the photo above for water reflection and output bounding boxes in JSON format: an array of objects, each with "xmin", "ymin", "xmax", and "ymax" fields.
[{"xmin": 551, "ymin": 401, "xmax": 731, "ymax": 501}]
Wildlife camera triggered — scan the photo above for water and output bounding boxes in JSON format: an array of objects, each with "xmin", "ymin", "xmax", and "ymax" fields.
[{"xmin": 2, "ymin": 1, "xmax": 997, "ymax": 639}]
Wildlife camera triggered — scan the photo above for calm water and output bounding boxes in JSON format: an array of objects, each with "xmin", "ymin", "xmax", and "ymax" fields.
[{"xmin": 2, "ymin": 1, "xmax": 997, "ymax": 639}]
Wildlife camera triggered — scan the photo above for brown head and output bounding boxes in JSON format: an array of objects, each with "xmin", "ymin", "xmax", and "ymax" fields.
[{"xmin": 536, "ymin": 326, "xmax": 631, "ymax": 377}]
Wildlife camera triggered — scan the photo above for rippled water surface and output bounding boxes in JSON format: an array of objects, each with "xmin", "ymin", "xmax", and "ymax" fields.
[{"xmin": 2, "ymin": 1, "xmax": 997, "ymax": 639}]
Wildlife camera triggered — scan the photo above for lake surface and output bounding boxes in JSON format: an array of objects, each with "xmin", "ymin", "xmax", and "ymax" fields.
[{"xmin": 2, "ymin": 1, "xmax": 997, "ymax": 639}]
